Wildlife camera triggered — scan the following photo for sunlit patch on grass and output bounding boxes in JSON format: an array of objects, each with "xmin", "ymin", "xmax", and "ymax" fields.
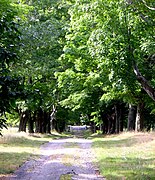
[
  {"xmin": 93, "ymin": 132, "xmax": 155, "ymax": 180},
  {"xmin": 0, "ymin": 152, "xmax": 31, "ymax": 174},
  {"xmin": 0, "ymin": 127, "xmax": 66, "ymax": 175}
]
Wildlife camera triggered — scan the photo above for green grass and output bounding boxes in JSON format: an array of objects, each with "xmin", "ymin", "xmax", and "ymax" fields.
[
  {"xmin": 60, "ymin": 174, "xmax": 72, "ymax": 180},
  {"xmin": 92, "ymin": 132, "xmax": 155, "ymax": 180},
  {"xmin": 83, "ymin": 129, "xmax": 93, "ymax": 138},
  {"xmin": 0, "ymin": 127, "xmax": 67, "ymax": 176}
]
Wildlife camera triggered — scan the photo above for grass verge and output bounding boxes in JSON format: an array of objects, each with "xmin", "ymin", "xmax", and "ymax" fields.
[
  {"xmin": 92, "ymin": 132, "xmax": 155, "ymax": 180},
  {"xmin": 0, "ymin": 127, "xmax": 67, "ymax": 176},
  {"xmin": 60, "ymin": 174, "xmax": 72, "ymax": 180}
]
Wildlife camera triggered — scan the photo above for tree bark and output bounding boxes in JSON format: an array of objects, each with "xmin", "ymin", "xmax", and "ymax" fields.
[
  {"xmin": 45, "ymin": 112, "xmax": 51, "ymax": 134},
  {"xmin": 18, "ymin": 110, "xmax": 29, "ymax": 132},
  {"xmin": 100, "ymin": 112, "xmax": 108, "ymax": 134},
  {"xmin": 35, "ymin": 108, "xmax": 43, "ymax": 133},
  {"xmin": 115, "ymin": 104, "xmax": 120, "ymax": 133},
  {"xmin": 28, "ymin": 111, "xmax": 34, "ymax": 133},
  {"xmin": 90, "ymin": 121, "xmax": 96, "ymax": 133},
  {"xmin": 135, "ymin": 102, "xmax": 144, "ymax": 131},
  {"xmin": 110, "ymin": 113, "xmax": 116, "ymax": 134},
  {"xmin": 119, "ymin": 107, "xmax": 124, "ymax": 132},
  {"xmin": 127, "ymin": 104, "xmax": 137, "ymax": 131},
  {"xmin": 133, "ymin": 62, "xmax": 155, "ymax": 101}
]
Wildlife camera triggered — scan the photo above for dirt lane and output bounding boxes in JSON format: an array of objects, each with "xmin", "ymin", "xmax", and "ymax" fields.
[{"xmin": 8, "ymin": 137, "xmax": 104, "ymax": 180}]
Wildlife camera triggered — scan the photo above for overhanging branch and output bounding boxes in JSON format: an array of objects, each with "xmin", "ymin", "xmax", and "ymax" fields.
[
  {"xmin": 142, "ymin": 0, "xmax": 155, "ymax": 11},
  {"xmin": 133, "ymin": 61, "xmax": 155, "ymax": 101}
]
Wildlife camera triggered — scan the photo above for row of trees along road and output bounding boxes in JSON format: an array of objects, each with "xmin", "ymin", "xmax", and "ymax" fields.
[{"xmin": 0, "ymin": 0, "xmax": 155, "ymax": 135}]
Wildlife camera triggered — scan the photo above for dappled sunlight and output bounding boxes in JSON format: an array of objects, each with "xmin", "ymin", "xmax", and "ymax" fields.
[
  {"xmin": 99, "ymin": 157, "xmax": 155, "ymax": 180},
  {"xmin": 41, "ymin": 138, "xmax": 93, "ymax": 168},
  {"xmin": 0, "ymin": 134, "xmax": 48, "ymax": 155},
  {"xmin": 72, "ymin": 173, "xmax": 103, "ymax": 179},
  {"xmin": 0, "ymin": 146, "xmax": 41, "ymax": 155},
  {"xmin": 1, "ymin": 135, "xmax": 103, "ymax": 180},
  {"xmin": 0, "ymin": 132, "xmax": 50, "ymax": 175},
  {"xmin": 47, "ymin": 137, "xmax": 92, "ymax": 143},
  {"xmin": 93, "ymin": 132, "xmax": 155, "ymax": 179},
  {"xmin": 44, "ymin": 158, "xmax": 62, "ymax": 164},
  {"xmin": 0, "ymin": 129, "xmax": 94, "ymax": 176},
  {"xmin": 0, "ymin": 152, "xmax": 35, "ymax": 174},
  {"xmin": 41, "ymin": 138, "xmax": 92, "ymax": 156},
  {"xmin": 93, "ymin": 132, "xmax": 155, "ymax": 148}
]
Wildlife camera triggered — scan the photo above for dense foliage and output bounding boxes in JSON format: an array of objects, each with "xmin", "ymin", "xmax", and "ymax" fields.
[
  {"xmin": 0, "ymin": 0, "xmax": 155, "ymax": 134},
  {"xmin": 0, "ymin": 0, "xmax": 22, "ymax": 134}
]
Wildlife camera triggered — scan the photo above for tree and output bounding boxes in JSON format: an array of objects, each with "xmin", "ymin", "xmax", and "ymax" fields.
[
  {"xmin": 86, "ymin": 0, "xmax": 155, "ymax": 131},
  {"xmin": 13, "ymin": 0, "xmax": 71, "ymax": 133},
  {"xmin": 1, "ymin": 0, "xmax": 154, "ymax": 134},
  {"xmin": 56, "ymin": 0, "xmax": 155, "ymax": 133},
  {"xmin": 0, "ymin": 0, "xmax": 22, "ymax": 134}
]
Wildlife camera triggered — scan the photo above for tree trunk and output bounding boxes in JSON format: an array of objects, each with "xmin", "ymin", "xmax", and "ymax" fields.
[
  {"xmin": 107, "ymin": 114, "xmax": 114, "ymax": 134},
  {"xmin": 42, "ymin": 111, "xmax": 46, "ymax": 133},
  {"xmin": 115, "ymin": 104, "xmax": 120, "ymax": 134},
  {"xmin": 50, "ymin": 105, "xmax": 57, "ymax": 131},
  {"xmin": 28, "ymin": 111, "xmax": 34, "ymax": 133},
  {"xmin": 90, "ymin": 121, "xmax": 96, "ymax": 133},
  {"xmin": 18, "ymin": 110, "xmax": 29, "ymax": 132},
  {"xmin": 135, "ymin": 102, "xmax": 144, "ymax": 131},
  {"xmin": 45, "ymin": 112, "xmax": 51, "ymax": 134},
  {"xmin": 35, "ymin": 108, "xmax": 43, "ymax": 133},
  {"xmin": 42, "ymin": 111, "xmax": 51, "ymax": 134},
  {"xmin": 46, "ymin": 118, "xmax": 51, "ymax": 134},
  {"xmin": 119, "ymin": 108, "xmax": 124, "ymax": 132},
  {"xmin": 100, "ymin": 112, "xmax": 108, "ymax": 134},
  {"xmin": 110, "ymin": 113, "xmax": 116, "ymax": 134},
  {"xmin": 127, "ymin": 104, "xmax": 137, "ymax": 131}
]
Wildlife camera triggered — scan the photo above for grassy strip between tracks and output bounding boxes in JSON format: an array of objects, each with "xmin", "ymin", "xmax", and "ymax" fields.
[
  {"xmin": 92, "ymin": 132, "xmax": 155, "ymax": 180},
  {"xmin": 0, "ymin": 128, "xmax": 67, "ymax": 176}
]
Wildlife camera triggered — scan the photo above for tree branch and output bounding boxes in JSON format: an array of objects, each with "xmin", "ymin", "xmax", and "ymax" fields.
[
  {"xmin": 142, "ymin": 0, "xmax": 155, "ymax": 11},
  {"xmin": 133, "ymin": 61, "xmax": 155, "ymax": 101}
]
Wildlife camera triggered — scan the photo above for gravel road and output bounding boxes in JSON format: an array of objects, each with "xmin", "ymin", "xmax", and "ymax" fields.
[{"xmin": 7, "ymin": 133, "xmax": 104, "ymax": 180}]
